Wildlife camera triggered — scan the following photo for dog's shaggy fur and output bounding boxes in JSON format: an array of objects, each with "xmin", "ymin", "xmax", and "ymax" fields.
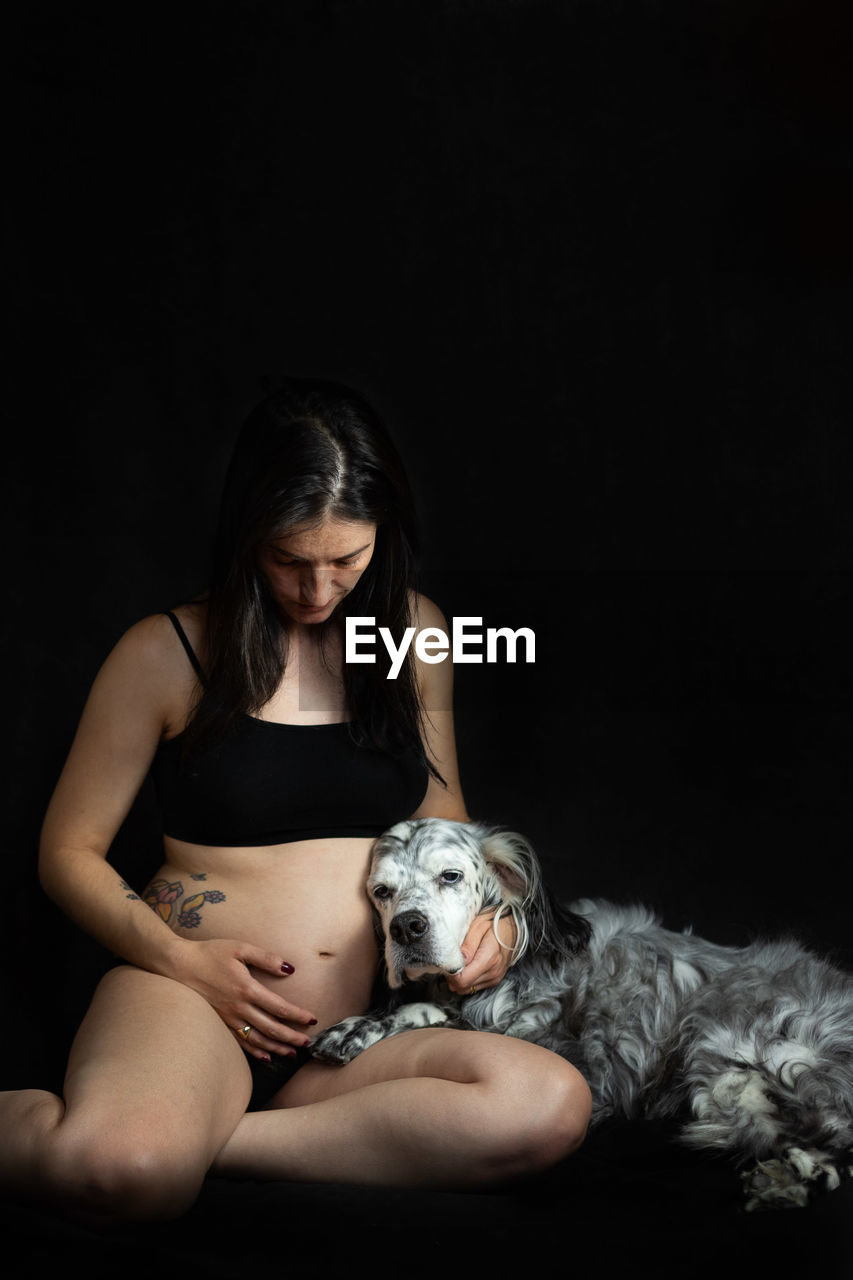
[{"xmin": 311, "ymin": 818, "xmax": 853, "ymax": 1210}]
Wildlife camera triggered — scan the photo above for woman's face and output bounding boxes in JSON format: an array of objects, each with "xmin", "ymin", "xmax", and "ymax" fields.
[{"xmin": 257, "ymin": 515, "xmax": 377, "ymax": 626}]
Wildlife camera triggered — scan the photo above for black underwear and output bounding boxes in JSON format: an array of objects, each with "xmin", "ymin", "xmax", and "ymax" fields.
[{"xmin": 247, "ymin": 1045, "xmax": 313, "ymax": 1111}]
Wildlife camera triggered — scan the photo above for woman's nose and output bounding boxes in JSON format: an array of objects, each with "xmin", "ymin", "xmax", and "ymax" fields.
[{"xmin": 299, "ymin": 567, "xmax": 327, "ymax": 604}]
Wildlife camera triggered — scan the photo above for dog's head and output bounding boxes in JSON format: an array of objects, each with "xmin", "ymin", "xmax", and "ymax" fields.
[{"xmin": 368, "ymin": 817, "xmax": 579, "ymax": 988}]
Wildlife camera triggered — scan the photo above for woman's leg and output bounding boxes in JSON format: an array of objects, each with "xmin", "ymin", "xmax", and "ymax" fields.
[
  {"xmin": 0, "ymin": 965, "xmax": 253, "ymax": 1223},
  {"xmin": 213, "ymin": 1027, "xmax": 591, "ymax": 1189}
]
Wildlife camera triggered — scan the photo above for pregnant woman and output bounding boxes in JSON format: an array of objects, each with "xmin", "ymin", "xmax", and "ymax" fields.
[{"xmin": 1, "ymin": 378, "xmax": 591, "ymax": 1223}]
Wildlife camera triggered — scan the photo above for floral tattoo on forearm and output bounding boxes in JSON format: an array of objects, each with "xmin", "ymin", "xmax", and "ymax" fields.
[{"xmin": 141, "ymin": 875, "xmax": 227, "ymax": 929}]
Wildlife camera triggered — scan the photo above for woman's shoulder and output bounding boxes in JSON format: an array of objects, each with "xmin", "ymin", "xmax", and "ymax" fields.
[
  {"xmin": 409, "ymin": 590, "xmax": 448, "ymax": 631},
  {"xmin": 105, "ymin": 602, "xmax": 207, "ymax": 687},
  {"xmin": 407, "ymin": 592, "xmax": 455, "ymax": 702},
  {"xmin": 160, "ymin": 600, "xmax": 208, "ymax": 653}
]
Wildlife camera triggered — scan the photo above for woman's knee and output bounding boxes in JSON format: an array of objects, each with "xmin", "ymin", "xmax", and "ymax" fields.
[
  {"xmin": 45, "ymin": 1125, "xmax": 207, "ymax": 1224},
  {"xmin": 41, "ymin": 965, "xmax": 252, "ymax": 1222},
  {"xmin": 387, "ymin": 1027, "xmax": 592, "ymax": 1176},
  {"xmin": 476, "ymin": 1037, "xmax": 592, "ymax": 1178},
  {"xmin": 526, "ymin": 1055, "xmax": 592, "ymax": 1166}
]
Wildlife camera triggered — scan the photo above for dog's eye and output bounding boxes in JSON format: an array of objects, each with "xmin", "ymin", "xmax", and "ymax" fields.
[
  {"xmin": 372, "ymin": 885, "xmax": 391, "ymax": 901},
  {"xmin": 439, "ymin": 871, "xmax": 463, "ymax": 885}
]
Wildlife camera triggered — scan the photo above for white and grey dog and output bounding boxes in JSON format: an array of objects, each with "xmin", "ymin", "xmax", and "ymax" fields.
[{"xmin": 311, "ymin": 818, "xmax": 853, "ymax": 1211}]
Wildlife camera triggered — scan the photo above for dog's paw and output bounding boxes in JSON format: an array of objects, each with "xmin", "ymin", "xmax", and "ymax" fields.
[
  {"xmin": 393, "ymin": 1002, "xmax": 451, "ymax": 1033},
  {"xmin": 311, "ymin": 1015, "xmax": 387, "ymax": 1064},
  {"xmin": 310, "ymin": 1003, "xmax": 450, "ymax": 1065},
  {"xmin": 742, "ymin": 1147, "xmax": 842, "ymax": 1212}
]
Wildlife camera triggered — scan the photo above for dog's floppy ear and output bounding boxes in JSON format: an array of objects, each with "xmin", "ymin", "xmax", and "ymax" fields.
[
  {"xmin": 473, "ymin": 823, "xmax": 591, "ymax": 965},
  {"xmin": 476, "ymin": 826, "xmax": 541, "ymax": 905}
]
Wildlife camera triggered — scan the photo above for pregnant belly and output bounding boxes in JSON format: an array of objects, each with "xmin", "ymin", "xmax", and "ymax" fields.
[{"xmin": 144, "ymin": 836, "xmax": 380, "ymax": 1032}]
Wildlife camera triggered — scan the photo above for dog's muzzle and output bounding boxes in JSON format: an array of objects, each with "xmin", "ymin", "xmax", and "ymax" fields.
[{"xmin": 390, "ymin": 910, "xmax": 430, "ymax": 945}]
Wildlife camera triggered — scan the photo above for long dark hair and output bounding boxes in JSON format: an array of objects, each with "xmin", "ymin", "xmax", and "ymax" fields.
[{"xmin": 185, "ymin": 377, "xmax": 439, "ymax": 779}]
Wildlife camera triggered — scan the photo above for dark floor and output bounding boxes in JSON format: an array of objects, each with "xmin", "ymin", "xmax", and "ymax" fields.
[{"xmin": 3, "ymin": 1119, "xmax": 851, "ymax": 1280}]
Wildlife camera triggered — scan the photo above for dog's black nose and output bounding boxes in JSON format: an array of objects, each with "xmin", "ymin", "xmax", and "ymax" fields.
[{"xmin": 390, "ymin": 910, "xmax": 430, "ymax": 945}]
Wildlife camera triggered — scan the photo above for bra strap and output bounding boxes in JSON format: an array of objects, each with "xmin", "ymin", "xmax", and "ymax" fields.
[{"xmin": 164, "ymin": 611, "xmax": 206, "ymax": 683}]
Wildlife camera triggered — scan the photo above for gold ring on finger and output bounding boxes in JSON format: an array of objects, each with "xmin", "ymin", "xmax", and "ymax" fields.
[{"xmin": 237, "ymin": 1024, "xmax": 252, "ymax": 1041}]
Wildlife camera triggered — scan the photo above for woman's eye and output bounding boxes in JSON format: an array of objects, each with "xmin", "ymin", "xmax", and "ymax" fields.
[{"xmin": 440, "ymin": 871, "xmax": 463, "ymax": 885}]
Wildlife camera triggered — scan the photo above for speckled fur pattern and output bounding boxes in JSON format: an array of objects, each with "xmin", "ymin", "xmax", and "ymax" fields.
[{"xmin": 311, "ymin": 818, "xmax": 853, "ymax": 1210}]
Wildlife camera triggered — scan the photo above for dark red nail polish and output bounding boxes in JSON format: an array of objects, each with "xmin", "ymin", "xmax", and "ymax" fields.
[
  {"xmin": 281, "ymin": 963, "xmax": 295, "ymax": 974},
  {"xmin": 308, "ymin": 1018, "xmax": 318, "ymax": 1025}
]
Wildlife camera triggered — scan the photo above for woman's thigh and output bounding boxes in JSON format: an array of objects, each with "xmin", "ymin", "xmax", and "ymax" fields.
[
  {"xmin": 52, "ymin": 965, "xmax": 253, "ymax": 1210},
  {"xmin": 270, "ymin": 1025, "xmax": 588, "ymax": 1117},
  {"xmin": 217, "ymin": 1030, "xmax": 590, "ymax": 1187}
]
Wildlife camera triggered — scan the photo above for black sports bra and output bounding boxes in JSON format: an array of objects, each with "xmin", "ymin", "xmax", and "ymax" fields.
[{"xmin": 150, "ymin": 613, "xmax": 429, "ymax": 847}]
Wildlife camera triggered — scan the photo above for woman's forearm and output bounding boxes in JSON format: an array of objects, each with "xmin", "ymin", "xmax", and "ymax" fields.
[{"xmin": 38, "ymin": 843, "xmax": 191, "ymax": 978}]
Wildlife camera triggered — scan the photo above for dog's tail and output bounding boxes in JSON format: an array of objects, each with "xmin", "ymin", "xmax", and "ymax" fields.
[{"xmin": 474, "ymin": 825, "xmax": 592, "ymax": 967}]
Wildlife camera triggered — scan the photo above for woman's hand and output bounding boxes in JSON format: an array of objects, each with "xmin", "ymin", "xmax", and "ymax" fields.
[
  {"xmin": 446, "ymin": 910, "xmax": 518, "ymax": 995},
  {"xmin": 169, "ymin": 937, "xmax": 318, "ymax": 1062}
]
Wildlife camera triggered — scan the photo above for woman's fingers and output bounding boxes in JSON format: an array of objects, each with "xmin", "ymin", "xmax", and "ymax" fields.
[
  {"xmin": 240, "ymin": 968, "xmax": 318, "ymax": 1056},
  {"xmin": 234, "ymin": 942, "xmax": 319, "ymax": 1037},
  {"xmin": 232, "ymin": 1020, "xmax": 303, "ymax": 1063},
  {"xmin": 244, "ymin": 976, "xmax": 318, "ymax": 1033},
  {"xmin": 176, "ymin": 938, "xmax": 320, "ymax": 1055},
  {"xmin": 239, "ymin": 944, "xmax": 298, "ymax": 978},
  {"xmin": 240, "ymin": 999, "xmax": 317, "ymax": 1048},
  {"xmin": 231, "ymin": 997, "xmax": 318, "ymax": 1061},
  {"xmin": 229, "ymin": 992, "xmax": 314, "ymax": 1059},
  {"xmin": 446, "ymin": 910, "xmax": 517, "ymax": 994}
]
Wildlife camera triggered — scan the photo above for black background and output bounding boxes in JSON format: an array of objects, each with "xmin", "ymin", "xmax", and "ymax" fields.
[{"xmin": 6, "ymin": 0, "xmax": 852, "ymax": 1095}]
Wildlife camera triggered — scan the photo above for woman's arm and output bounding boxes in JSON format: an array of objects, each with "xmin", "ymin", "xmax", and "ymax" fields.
[
  {"xmin": 38, "ymin": 614, "xmax": 316, "ymax": 1058},
  {"xmin": 39, "ymin": 615, "xmax": 193, "ymax": 966},
  {"xmin": 408, "ymin": 594, "xmax": 516, "ymax": 990},
  {"xmin": 409, "ymin": 593, "xmax": 469, "ymax": 822}
]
